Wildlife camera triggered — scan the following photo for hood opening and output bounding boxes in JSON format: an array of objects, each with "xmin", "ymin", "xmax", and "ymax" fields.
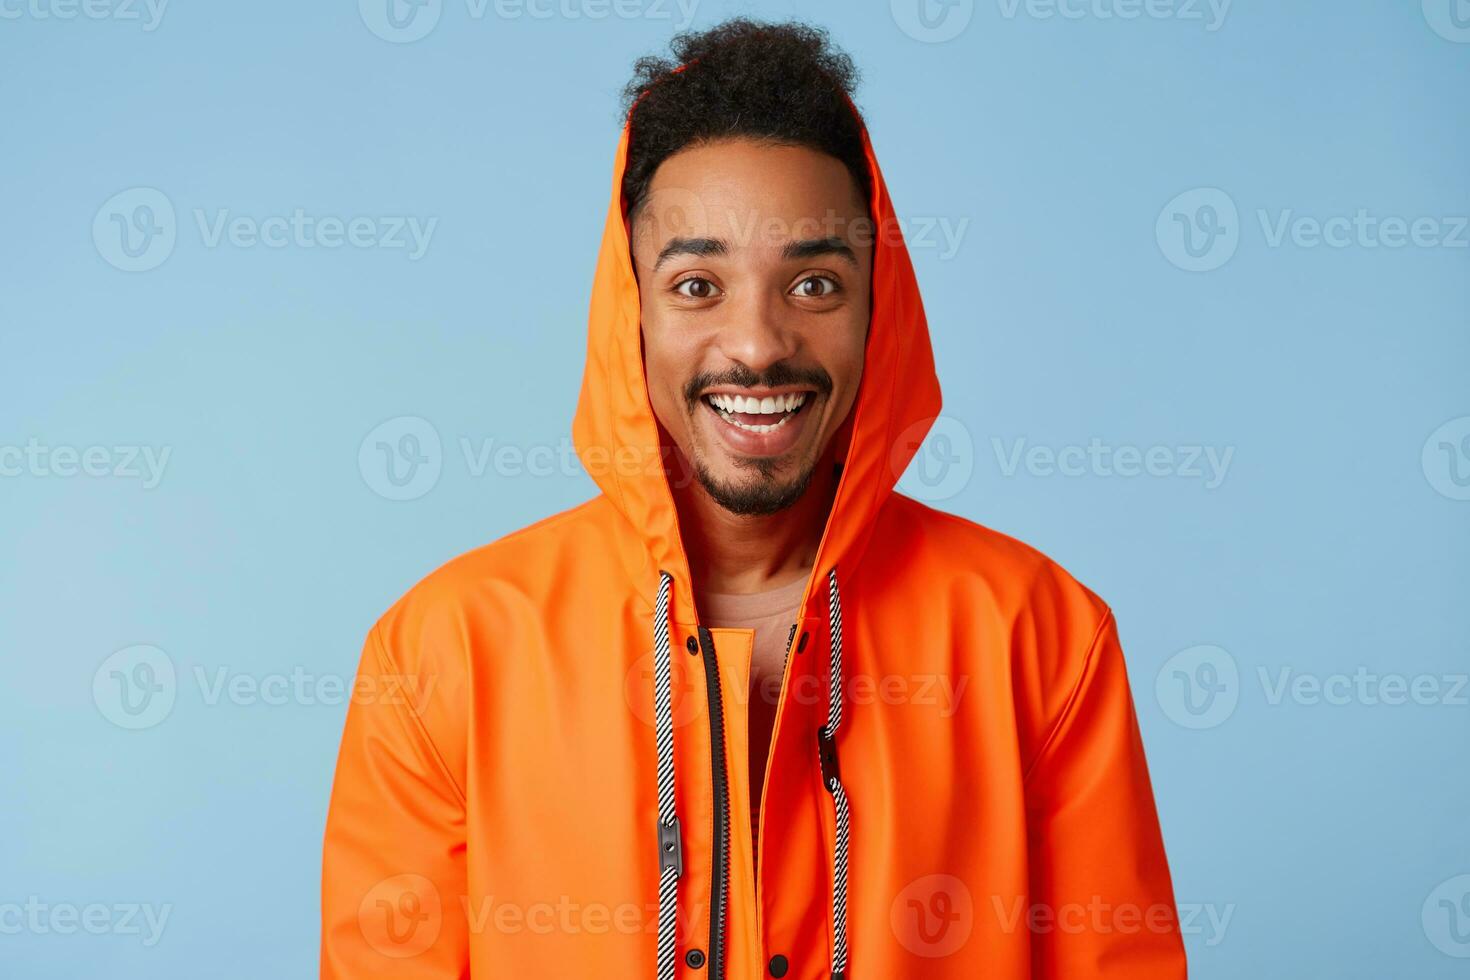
[{"xmin": 572, "ymin": 103, "xmax": 942, "ymax": 622}]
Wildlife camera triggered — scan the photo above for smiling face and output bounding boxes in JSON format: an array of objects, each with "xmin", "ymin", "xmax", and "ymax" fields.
[{"xmin": 632, "ymin": 139, "xmax": 872, "ymax": 517}]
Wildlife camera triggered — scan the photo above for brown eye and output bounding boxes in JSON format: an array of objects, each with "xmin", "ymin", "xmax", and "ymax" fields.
[
  {"xmin": 793, "ymin": 275, "xmax": 838, "ymax": 298},
  {"xmin": 674, "ymin": 277, "xmax": 721, "ymax": 299}
]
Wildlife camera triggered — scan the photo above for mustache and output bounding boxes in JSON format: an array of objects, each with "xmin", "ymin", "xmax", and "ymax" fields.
[{"xmin": 682, "ymin": 363, "xmax": 834, "ymax": 407}]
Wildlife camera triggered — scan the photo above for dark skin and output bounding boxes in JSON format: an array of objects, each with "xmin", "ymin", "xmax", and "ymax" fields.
[{"xmin": 632, "ymin": 139, "xmax": 872, "ymax": 597}]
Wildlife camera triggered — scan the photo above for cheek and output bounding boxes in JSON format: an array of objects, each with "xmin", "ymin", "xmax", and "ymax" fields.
[
  {"xmin": 641, "ymin": 315, "xmax": 696, "ymax": 425},
  {"xmin": 834, "ymin": 311, "xmax": 870, "ymax": 395}
]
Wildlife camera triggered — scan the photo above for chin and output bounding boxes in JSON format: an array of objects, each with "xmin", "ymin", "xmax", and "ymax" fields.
[{"xmin": 695, "ymin": 454, "xmax": 818, "ymax": 517}]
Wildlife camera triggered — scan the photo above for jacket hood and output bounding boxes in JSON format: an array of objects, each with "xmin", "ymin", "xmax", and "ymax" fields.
[{"xmin": 572, "ymin": 110, "xmax": 942, "ymax": 623}]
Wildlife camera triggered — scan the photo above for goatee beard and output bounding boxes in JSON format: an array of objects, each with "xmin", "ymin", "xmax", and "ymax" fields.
[{"xmin": 693, "ymin": 453, "xmax": 818, "ymax": 517}]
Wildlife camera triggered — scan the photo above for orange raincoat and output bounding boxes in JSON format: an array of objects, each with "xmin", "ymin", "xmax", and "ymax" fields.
[{"xmin": 321, "ymin": 111, "xmax": 1187, "ymax": 979}]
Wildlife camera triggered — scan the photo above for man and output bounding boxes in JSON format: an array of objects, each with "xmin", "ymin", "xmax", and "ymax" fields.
[{"xmin": 322, "ymin": 19, "xmax": 1186, "ymax": 979}]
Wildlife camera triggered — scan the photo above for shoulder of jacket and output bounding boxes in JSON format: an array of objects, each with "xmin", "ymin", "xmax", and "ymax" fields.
[
  {"xmin": 879, "ymin": 492, "xmax": 1111, "ymax": 623},
  {"xmin": 881, "ymin": 495, "xmax": 1124, "ymax": 756},
  {"xmin": 368, "ymin": 495, "xmax": 612, "ymax": 662}
]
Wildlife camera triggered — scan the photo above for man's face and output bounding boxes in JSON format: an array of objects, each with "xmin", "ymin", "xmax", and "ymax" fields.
[{"xmin": 632, "ymin": 139, "xmax": 872, "ymax": 517}]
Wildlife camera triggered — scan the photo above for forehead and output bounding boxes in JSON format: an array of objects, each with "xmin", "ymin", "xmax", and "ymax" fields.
[{"xmin": 632, "ymin": 139, "xmax": 871, "ymax": 258}]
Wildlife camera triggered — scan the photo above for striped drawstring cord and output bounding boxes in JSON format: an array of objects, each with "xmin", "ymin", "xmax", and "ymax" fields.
[
  {"xmin": 652, "ymin": 571, "xmax": 681, "ymax": 980},
  {"xmin": 820, "ymin": 567, "xmax": 851, "ymax": 979}
]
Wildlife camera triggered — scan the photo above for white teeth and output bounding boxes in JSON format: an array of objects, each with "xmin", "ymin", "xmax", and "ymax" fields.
[
  {"xmin": 721, "ymin": 413, "xmax": 794, "ymax": 433},
  {"xmin": 705, "ymin": 391, "xmax": 809, "ymax": 417}
]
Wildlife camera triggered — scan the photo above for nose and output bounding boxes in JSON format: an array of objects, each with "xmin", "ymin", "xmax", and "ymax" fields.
[{"xmin": 715, "ymin": 291, "xmax": 800, "ymax": 376}]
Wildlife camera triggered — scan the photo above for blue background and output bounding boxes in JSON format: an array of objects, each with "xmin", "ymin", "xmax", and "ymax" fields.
[{"xmin": 2, "ymin": 1, "xmax": 1467, "ymax": 976}]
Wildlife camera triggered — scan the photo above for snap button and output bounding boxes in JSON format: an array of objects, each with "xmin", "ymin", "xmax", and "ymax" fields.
[
  {"xmin": 686, "ymin": 636, "xmax": 698, "ymax": 655},
  {"xmin": 768, "ymin": 953, "xmax": 789, "ymax": 977},
  {"xmin": 685, "ymin": 948, "xmax": 706, "ymax": 968}
]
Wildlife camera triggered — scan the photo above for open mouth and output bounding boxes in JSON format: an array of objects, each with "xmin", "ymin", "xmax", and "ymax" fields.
[{"xmin": 703, "ymin": 391, "xmax": 810, "ymax": 432}]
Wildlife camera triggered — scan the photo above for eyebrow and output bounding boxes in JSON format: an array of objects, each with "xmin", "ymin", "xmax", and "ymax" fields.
[
  {"xmin": 781, "ymin": 237, "xmax": 858, "ymax": 266},
  {"xmin": 651, "ymin": 235, "xmax": 860, "ymax": 271},
  {"xmin": 654, "ymin": 236, "xmax": 727, "ymax": 270}
]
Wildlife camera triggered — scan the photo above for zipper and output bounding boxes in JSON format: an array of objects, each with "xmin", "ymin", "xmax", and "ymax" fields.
[
  {"xmin": 758, "ymin": 624, "xmax": 801, "ymax": 870},
  {"xmin": 754, "ymin": 618, "xmax": 808, "ymax": 959},
  {"xmin": 696, "ymin": 626, "xmax": 730, "ymax": 979}
]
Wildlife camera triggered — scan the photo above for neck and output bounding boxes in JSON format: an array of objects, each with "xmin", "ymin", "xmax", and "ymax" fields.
[{"xmin": 673, "ymin": 451, "xmax": 839, "ymax": 598}]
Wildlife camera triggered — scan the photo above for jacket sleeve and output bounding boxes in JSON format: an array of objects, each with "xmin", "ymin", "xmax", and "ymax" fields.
[
  {"xmin": 1023, "ymin": 610, "xmax": 1187, "ymax": 978},
  {"xmin": 320, "ymin": 624, "xmax": 470, "ymax": 979}
]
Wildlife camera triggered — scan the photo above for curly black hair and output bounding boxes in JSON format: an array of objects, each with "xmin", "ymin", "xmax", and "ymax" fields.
[{"xmin": 619, "ymin": 19, "xmax": 871, "ymax": 220}]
